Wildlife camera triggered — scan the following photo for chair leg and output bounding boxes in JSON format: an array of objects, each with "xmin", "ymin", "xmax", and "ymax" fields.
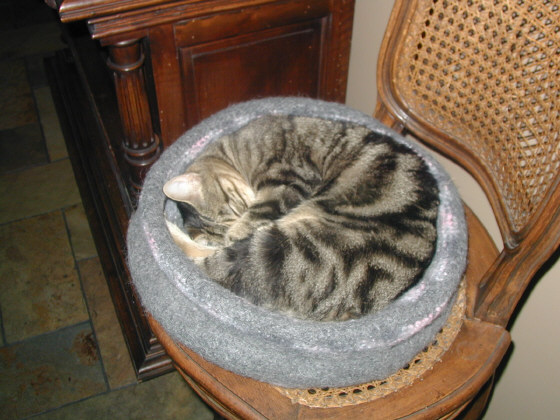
[{"xmin": 453, "ymin": 376, "xmax": 495, "ymax": 420}]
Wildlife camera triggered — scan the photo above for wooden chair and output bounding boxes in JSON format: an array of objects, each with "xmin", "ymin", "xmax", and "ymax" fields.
[{"xmin": 149, "ymin": 0, "xmax": 560, "ymax": 417}]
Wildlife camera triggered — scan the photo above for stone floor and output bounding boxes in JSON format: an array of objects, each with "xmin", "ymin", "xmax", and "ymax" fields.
[{"xmin": 0, "ymin": 1, "xmax": 213, "ymax": 418}]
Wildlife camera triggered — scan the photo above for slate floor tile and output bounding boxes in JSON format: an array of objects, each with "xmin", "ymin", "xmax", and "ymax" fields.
[
  {"xmin": 0, "ymin": 22, "xmax": 65, "ymax": 61},
  {"xmin": 34, "ymin": 371, "xmax": 213, "ymax": 420},
  {"xmin": 0, "ymin": 2, "xmax": 15, "ymax": 31},
  {"xmin": 0, "ymin": 59, "xmax": 38, "ymax": 131},
  {"xmin": 0, "ymin": 211, "xmax": 89, "ymax": 342},
  {"xmin": 0, "ymin": 123, "xmax": 49, "ymax": 174},
  {"xmin": 0, "ymin": 322, "xmax": 106, "ymax": 419},
  {"xmin": 64, "ymin": 204, "xmax": 97, "ymax": 261},
  {"xmin": 0, "ymin": 310, "xmax": 5, "ymax": 346},
  {"xmin": 78, "ymin": 258, "xmax": 136, "ymax": 389},
  {"xmin": 0, "ymin": 159, "xmax": 81, "ymax": 224},
  {"xmin": 26, "ymin": 54, "xmax": 50, "ymax": 89},
  {"xmin": 35, "ymin": 86, "xmax": 67, "ymax": 161}
]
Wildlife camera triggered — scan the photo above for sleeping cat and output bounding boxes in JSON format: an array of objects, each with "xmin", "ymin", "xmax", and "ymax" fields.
[{"xmin": 163, "ymin": 115, "xmax": 439, "ymax": 321}]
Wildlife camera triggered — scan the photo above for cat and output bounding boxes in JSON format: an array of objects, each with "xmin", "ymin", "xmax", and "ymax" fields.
[{"xmin": 163, "ymin": 115, "xmax": 440, "ymax": 321}]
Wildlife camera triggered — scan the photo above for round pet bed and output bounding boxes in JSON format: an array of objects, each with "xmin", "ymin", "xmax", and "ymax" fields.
[{"xmin": 127, "ymin": 97, "xmax": 468, "ymax": 389}]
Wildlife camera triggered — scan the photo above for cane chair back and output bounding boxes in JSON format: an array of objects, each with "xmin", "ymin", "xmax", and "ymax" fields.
[{"xmin": 376, "ymin": 0, "xmax": 560, "ymax": 327}]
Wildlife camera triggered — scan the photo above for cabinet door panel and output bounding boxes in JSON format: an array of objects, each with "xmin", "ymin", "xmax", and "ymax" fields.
[{"xmin": 179, "ymin": 19, "xmax": 323, "ymax": 126}]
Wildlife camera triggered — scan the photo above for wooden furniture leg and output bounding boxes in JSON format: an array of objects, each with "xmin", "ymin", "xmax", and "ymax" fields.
[{"xmin": 106, "ymin": 39, "xmax": 161, "ymax": 192}]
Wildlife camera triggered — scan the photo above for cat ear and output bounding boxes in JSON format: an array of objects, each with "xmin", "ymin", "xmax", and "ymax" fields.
[{"xmin": 163, "ymin": 173, "xmax": 204, "ymax": 207}]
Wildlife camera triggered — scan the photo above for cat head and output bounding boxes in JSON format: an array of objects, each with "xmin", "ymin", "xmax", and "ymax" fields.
[{"xmin": 163, "ymin": 159, "xmax": 255, "ymax": 241}]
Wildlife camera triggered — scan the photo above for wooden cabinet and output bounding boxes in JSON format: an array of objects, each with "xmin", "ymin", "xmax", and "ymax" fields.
[{"xmin": 46, "ymin": 0, "xmax": 355, "ymax": 380}]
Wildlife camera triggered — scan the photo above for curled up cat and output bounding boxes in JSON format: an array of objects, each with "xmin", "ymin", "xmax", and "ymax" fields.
[{"xmin": 163, "ymin": 115, "xmax": 439, "ymax": 321}]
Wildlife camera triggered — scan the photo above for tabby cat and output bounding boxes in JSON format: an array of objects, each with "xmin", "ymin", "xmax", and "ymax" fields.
[{"xmin": 164, "ymin": 115, "xmax": 439, "ymax": 321}]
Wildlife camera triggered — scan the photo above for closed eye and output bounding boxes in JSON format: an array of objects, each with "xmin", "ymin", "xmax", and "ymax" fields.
[{"xmin": 227, "ymin": 202, "xmax": 245, "ymax": 217}]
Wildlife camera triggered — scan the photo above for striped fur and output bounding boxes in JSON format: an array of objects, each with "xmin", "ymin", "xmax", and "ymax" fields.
[{"xmin": 164, "ymin": 116, "xmax": 439, "ymax": 321}]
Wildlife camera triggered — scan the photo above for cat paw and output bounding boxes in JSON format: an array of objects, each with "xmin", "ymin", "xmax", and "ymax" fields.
[
  {"xmin": 224, "ymin": 223, "xmax": 253, "ymax": 244},
  {"xmin": 225, "ymin": 220, "xmax": 274, "ymax": 245}
]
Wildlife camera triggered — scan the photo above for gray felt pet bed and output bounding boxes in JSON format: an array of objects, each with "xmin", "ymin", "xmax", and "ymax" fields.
[{"xmin": 127, "ymin": 97, "xmax": 468, "ymax": 389}]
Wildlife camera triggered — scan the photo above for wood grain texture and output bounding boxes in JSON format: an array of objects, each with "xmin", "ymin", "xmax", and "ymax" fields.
[
  {"xmin": 58, "ymin": 0, "xmax": 209, "ymax": 22},
  {"xmin": 178, "ymin": 20, "xmax": 322, "ymax": 127},
  {"xmin": 107, "ymin": 39, "xmax": 161, "ymax": 190},
  {"xmin": 80, "ymin": 0, "xmax": 355, "ymax": 147}
]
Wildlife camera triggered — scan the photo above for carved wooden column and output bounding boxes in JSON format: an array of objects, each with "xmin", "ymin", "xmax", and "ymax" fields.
[{"xmin": 106, "ymin": 39, "xmax": 161, "ymax": 192}]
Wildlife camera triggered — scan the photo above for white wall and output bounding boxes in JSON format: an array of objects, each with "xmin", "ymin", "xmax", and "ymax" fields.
[{"xmin": 345, "ymin": 1, "xmax": 560, "ymax": 418}]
